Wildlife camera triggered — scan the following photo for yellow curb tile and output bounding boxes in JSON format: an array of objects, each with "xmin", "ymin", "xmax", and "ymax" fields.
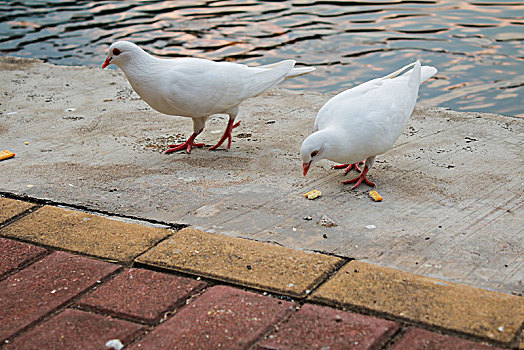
[
  {"xmin": 310, "ymin": 260, "xmax": 524, "ymax": 345},
  {"xmin": 0, "ymin": 197, "xmax": 35, "ymax": 224},
  {"xmin": 136, "ymin": 228, "xmax": 344, "ymax": 297},
  {"xmin": 0, "ymin": 206, "xmax": 172, "ymax": 264}
]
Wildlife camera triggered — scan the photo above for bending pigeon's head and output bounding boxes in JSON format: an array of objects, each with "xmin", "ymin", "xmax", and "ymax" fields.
[
  {"xmin": 102, "ymin": 41, "xmax": 142, "ymax": 69},
  {"xmin": 300, "ymin": 132, "xmax": 326, "ymax": 176}
]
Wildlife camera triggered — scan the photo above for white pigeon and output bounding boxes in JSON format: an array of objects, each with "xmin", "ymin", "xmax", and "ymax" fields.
[
  {"xmin": 300, "ymin": 61, "xmax": 437, "ymax": 190},
  {"xmin": 102, "ymin": 41, "xmax": 315, "ymax": 153}
]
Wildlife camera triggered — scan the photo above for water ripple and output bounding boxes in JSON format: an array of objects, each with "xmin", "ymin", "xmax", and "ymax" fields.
[{"xmin": 0, "ymin": 0, "xmax": 522, "ymax": 116}]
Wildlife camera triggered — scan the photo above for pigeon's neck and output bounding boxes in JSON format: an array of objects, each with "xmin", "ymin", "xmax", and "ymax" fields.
[
  {"xmin": 116, "ymin": 50, "xmax": 166, "ymax": 107},
  {"xmin": 315, "ymin": 128, "xmax": 355, "ymax": 164},
  {"xmin": 118, "ymin": 49, "xmax": 161, "ymax": 80}
]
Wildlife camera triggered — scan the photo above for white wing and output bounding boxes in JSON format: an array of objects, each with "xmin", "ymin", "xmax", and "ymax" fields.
[
  {"xmin": 314, "ymin": 78, "xmax": 385, "ymax": 131},
  {"xmin": 160, "ymin": 58, "xmax": 296, "ymax": 117},
  {"xmin": 314, "ymin": 61, "xmax": 436, "ymax": 132}
]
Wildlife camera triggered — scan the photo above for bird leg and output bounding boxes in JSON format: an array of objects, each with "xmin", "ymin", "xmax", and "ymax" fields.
[
  {"xmin": 164, "ymin": 130, "xmax": 205, "ymax": 154},
  {"xmin": 209, "ymin": 119, "xmax": 241, "ymax": 151},
  {"xmin": 332, "ymin": 161, "xmax": 364, "ymax": 174},
  {"xmin": 342, "ymin": 165, "xmax": 376, "ymax": 189},
  {"xmin": 342, "ymin": 156, "xmax": 376, "ymax": 190}
]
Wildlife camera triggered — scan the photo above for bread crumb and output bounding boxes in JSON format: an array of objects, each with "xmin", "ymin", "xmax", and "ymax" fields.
[
  {"xmin": 304, "ymin": 190, "xmax": 322, "ymax": 200},
  {"xmin": 369, "ymin": 191, "xmax": 383, "ymax": 201}
]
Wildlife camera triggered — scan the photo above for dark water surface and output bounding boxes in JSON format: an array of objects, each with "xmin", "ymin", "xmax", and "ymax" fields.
[{"xmin": 1, "ymin": 1, "xmax": 523, "ymax": 116}]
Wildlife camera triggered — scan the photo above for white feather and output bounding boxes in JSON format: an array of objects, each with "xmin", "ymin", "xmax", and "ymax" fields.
[
  {"xmin": 302, "ymin": 61, "xmax": 437, "ymax": 172},
  {"xmin": 104, "ymin": 41, "xmax": 315, "ymax": 134}
]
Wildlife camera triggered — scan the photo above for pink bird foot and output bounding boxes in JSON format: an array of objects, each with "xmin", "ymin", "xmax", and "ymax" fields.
[
  {"xmin": 164, "ymin": 132, "xmax": 205, "ymax": 154},
  {"xmin": 209, "ymin": 120, "xmax": 241, "ymax": 151},
  {"xmin": 342, "ymin": 165, "xmax": 376, "ymax": 190},
  {"xmin": 332, "ymin": 161, "xmax": 364, "ymax": 174}
]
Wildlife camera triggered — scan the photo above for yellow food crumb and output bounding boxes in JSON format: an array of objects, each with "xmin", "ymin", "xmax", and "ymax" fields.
[
  {"xmin": 369, "ymin": 190, "xmax": 383, "ymax": 202},
  {"xmin": 0, "ymin": 150, "xmax": 15, "ymax": 161},
  {"xmin": 25, "ymin": 142, "xmax": 29, "ymax": 145},
  {"xmin": 304, "ymin": 190, "xmax": 322, "ymax": 200}
]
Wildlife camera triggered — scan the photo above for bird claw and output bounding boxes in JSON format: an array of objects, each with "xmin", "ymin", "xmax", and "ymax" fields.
[
  {"xmin": 333, "ymin": 161, "xmax": 364, "ymax": 174},
  {"xmin": 343, "ymin": 176, "xmax": 376, "ymax": 190},
  {"xmin": 164, "ymin": 142, "xmax": 205, "ymax": 154},
  {"xmin": 341, "ymin": 165, "xmax": 375, "ymax": 190},
  {"xmin": 209, "ymin": 120, "xmax": 241, "ymax": 151},
  {"xmin": 164, "ymin": 133, "xmax": 205, "ymax": 154}
]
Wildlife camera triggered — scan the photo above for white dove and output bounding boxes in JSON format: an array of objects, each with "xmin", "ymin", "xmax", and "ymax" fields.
[
  {"xmin": 300, "ymin": 61, "xmax": 437, "ymax": 190},
  {"xmin": 102, "ymin": 41, "xmax": 315, "ymax": 153}
]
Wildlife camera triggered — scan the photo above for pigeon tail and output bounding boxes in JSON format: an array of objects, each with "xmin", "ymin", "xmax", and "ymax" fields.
[
  {"xmin": 407, "ymin": 61, "xmax": 422, "ymax": 89},
  {"xmin": 258, "ymin": 60, "xmax": 315, "ymax": 80},
  {"xmin": 420, "ymin": 66, "xmax": 438, "ymax": 84},
  {"xmin": 285, "ymin": 66, "xmax": 316, "ymax": 79},
  {"xmin": 245, "ymin": 60, "xmax": 296, "ymax": 98},
  {"xmin": 382, "ymin": 61, "xmax": 437, "ymax": 85},
  {"xmin": 381, "ymin": 62, "xmax": 416, "ymax": 80}
]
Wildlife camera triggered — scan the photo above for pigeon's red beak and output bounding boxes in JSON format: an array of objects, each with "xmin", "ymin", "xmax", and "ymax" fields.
[
  {"xmin": 101, "ymin": 56, "xmax": 111, "ymax": 69},
  {"xmin": 303, "ymin": 161, "xmax": 311, "ymax": 176}
]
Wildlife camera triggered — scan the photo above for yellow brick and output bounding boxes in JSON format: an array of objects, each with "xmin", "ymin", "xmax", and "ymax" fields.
[
  {"xmin": 311, "ymin": 260, "xmax": 524, "ymax": 344},
  {"xmin": 137, "ymin": 228, "xmax": 343, "ymax": 297},
  {"xmin": 0, "ymin": 205, "xmax": 171, "ymax": 264},
  {"xmin": 0, "ymin": 197, "xmax": 35, "ymax": 224}
]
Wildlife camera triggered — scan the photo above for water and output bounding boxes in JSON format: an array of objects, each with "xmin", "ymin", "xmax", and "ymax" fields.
[{"xmin": 1, "ymin": 0, "xmax": 523, "ymax": 117}]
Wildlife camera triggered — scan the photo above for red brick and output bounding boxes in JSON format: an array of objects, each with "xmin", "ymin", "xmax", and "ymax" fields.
[
  {"xmin": 77, "ymin": 268, "xmax": 206, "ymax": 324},
  {"xmin": 5, "ymin": 308, "xmax": 144, "ymax": 350},
  {"xmin": 0, "ymin": 238, "xmax": 46, "ymax": 279},
  {"xmin": 390, "ymin": 328, "xmax": 503, "ymax": 350},
  {"xmin": 0, "ymin": 251, "xmax": 119, "ymax": 342},
  {"xmin": 257, "ymin": 303, "xmax": 398, "ymax": 350},
  {"xmin": 128, "ymin": 285, "xmax": 295, "ymax": 350}
]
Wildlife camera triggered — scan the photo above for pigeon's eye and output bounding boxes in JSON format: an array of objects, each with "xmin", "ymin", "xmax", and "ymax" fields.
[
  {"xmin": 113, "ymin": 48, "xmax": 121, "ymax": 56},
  {"xmin": 311, "ymin": 150, "xmax": 319, "ymax": 157}
]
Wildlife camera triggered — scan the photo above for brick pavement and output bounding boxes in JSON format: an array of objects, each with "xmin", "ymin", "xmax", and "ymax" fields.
[{"xmin": 0, "ymin": 196, "xmax": 522, "ymax": 349}]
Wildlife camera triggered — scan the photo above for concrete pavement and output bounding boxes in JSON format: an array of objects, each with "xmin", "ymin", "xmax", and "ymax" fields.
[{"xmin": 0, "ymin": 56, "xmax": 522, "ymax": 296}]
